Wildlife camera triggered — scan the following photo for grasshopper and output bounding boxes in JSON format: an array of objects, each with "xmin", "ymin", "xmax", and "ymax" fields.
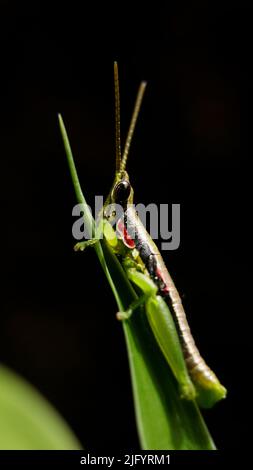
[{"xmin": 59, "ymin": 62, "xmax": 226, "ymax": 408}]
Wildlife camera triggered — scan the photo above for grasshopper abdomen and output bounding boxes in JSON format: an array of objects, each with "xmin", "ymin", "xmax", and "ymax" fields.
[{"xmin": 118, "ymin": 205, "xmax": 226, "ymax": 408}]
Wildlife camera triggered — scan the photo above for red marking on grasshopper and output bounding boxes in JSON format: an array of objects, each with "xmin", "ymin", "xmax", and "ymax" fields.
[
  {"xmin": 117, "ymin": 219, "xmax": 135, "ymax": 249},
  {"xmin": 156, "ymin": 268, "xmax": 170, "ymax": 295}
]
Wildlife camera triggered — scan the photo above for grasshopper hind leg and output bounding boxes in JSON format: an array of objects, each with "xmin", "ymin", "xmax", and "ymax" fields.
[{"xmin": 118, "ymin": 267, "xmax": 196, "ymax": 402}]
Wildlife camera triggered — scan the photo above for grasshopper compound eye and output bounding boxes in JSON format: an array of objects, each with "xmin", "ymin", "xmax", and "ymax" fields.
[{"xmin": 113, "ymin": 180, "xmax": 131, "ymax": 203}]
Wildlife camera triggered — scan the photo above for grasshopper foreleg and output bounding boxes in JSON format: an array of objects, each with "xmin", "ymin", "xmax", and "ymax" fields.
[
  {"xmin": 74, "ymin": 240, "xmax": 99, "ymax": 251},
  {"xmin": 116, "ymin": 292, "xmax": 152, "ymax": 321}
]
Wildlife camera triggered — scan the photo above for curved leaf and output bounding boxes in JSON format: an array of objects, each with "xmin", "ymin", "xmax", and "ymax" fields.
[{"xmin": 0, "ymin": 365, "xmax": 82, "ymax": 450}]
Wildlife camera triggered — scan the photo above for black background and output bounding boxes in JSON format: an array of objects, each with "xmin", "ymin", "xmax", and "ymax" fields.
[{"xmin": 0, "ymin": 3, "xmax": 249, "ymax": 451}]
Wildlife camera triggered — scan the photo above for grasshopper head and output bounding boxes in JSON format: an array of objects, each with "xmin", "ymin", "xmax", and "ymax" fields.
[
  {"xmin": 111, "ymin": 170, "xmax": 133, "ymax": 205},
  {"xmin": 103, "ymin": 170, "xmax": 133, "ymax": 223}
]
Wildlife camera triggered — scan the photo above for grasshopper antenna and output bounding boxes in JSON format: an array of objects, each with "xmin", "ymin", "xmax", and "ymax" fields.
[
  {"xmin": 120, "ymin": 80, "xmax": 147, "ymax": 173},
  {"xmin": 114, "ymin": 61, "xmax": 122, "ymax": 172}
]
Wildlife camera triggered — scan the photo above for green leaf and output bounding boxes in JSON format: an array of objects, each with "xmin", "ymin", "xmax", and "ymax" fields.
[
  {"xmin": 102, "ymin": 242, "xmax": 216, "ymax": 450},
  {"xmin": 59, "ymin": 114, "xmax": 216, "ymax": 450},
  {"xmin": 0, "ymin": 365, "xmax": 82, "ymax": 450}
]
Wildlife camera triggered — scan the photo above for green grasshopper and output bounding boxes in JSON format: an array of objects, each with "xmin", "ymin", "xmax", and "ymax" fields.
[{"xmin": 59, "ymin": 62, "xmax": 226, "ymax": 409}]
